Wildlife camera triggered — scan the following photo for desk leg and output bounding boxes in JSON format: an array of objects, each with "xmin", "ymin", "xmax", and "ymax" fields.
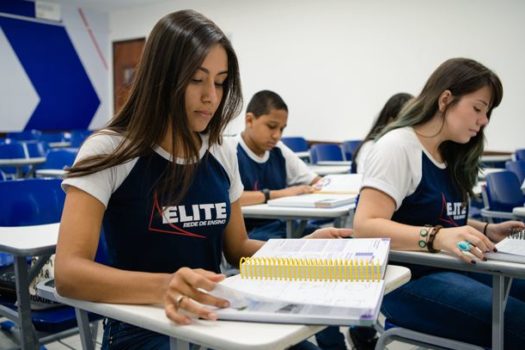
[
  {"xmin": 75, "ymin": 308, "xmax": 95, "ymax": 350},
  {"xmin": 169, "ymin": 337, "xmax": 190, "ymax": 350},
  {"xmin": 492, "ymin": 274, "xmax": 512, "ymax": 350},
  {"xmin": 286, "ymin": 220, "xmax": 307, "ymax": 238},
  {"xmin": 13, "ymin": 256, "xmax": 38, "ymax": 350}
]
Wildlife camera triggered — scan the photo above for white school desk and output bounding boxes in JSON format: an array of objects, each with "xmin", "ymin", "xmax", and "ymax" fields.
[
  {"xmin": 37, "ymin": 265, "xmax": 411, "ymax": 350},
  {"xmin": 241, "ymin": 203, "xmax": 355, "ymax": 238},
  {"xmin": 388, "ymin": 249, "xmax": 525, "ymax": 350},
  {"xmin": 35, "ymin": 169, "xmax": 67, "ymax": 178},
  {"xmin": 308, "ymin": 165, "xmax": 350, "ymax": 176},
  {"xmin": 0, "ymin": 157, "xmax": 46, "ymax": 178},
  {"xmin": 480, "ymin": 154, "xmax": 512, "ymax": 163},
  {"xmin": 0, "ymin": 223, "xmax": 60, "ymax": 350},
  {"xmin": 315, "ymin": 160, "xmax": 352, "ymax": 166},
  {"xmin": 512, "ymin": 207, "xmax": 525, "ymax": 218}
]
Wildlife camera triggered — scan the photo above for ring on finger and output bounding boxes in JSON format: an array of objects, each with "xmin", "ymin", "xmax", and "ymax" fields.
[
  {"xmin": 175, "ymin": 295, "xmax": 187, "ymax": 309},
  {"xmin": 457, "ymin": 240, "xmax": 472, "ymax": 252}
]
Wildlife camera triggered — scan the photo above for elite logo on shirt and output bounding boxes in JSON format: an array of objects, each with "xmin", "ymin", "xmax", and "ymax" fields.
[
  {"xmin": 148, "ymin": 192, "xmax": 227, "ymax": 238},
  {"xmin": 439, "ymin": 193, "xmax": 467, "ymax": 226}
]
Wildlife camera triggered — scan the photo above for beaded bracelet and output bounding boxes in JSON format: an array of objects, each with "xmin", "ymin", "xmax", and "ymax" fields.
[
  {"xmin": 418, "ymin": 226, "xmax": 430, "ymax": 250},
  {"xmin": 427, "ymin": 225, "xmax": 443, "ymax": 253}
]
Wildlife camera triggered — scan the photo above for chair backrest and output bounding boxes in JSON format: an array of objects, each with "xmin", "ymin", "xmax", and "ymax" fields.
[
  {"xmin": 309, "ymin": 144, "xmax": 344, "ymax": 164},
  {"xmin": 0, "ymin": 178, "xmax": 65, "ymax": 226},
  {"xmin": 515, "ymin": 149, "xmax": 525, "ymax": 161},
  {"xmin": 6, "ymin": 129, "xmax": 42, "ymax": 141},
  {"xmin": 0, "ymin": 142, "xmax": 29, "ymax": 177},
  {"xmin": 484, "ymin": 171, "xmax": 524, "ymax": 212},
  {"xmin": 39, "ymin": 132, "xmax": 67, "ymax": 143},
  {"xmin": 24, "ymin": 141, "xmax": 49, "ymax": 158},
  {"xmin": 341, "ymin": 140, "xmax": 362, "ymax": 161},
  {"xmin": 41, "ymin": 148, "xmax": 78, "ymax": 170},
  {"xmin": 505, "ymin": 160, "xmax": 525, "ymax": 184},
  {"xmin": 281, "ymin": 136, "xmax": 309, "ymax": 152}
]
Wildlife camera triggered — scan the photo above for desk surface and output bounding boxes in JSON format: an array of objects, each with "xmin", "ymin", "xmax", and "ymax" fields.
[
  {"xmin": 513, "ymin": 207, "xmax": 525, "ymax": 218},
  {"xmin": 242, "ymin": 203, "xmax": 355, "ymax": 220},
  {"xmin": 308, "ymin": 165, "xmax": 350, "ymax": 176},
  {"xmin": 0, "ymin": 223, "xmax": 59, "ymax": 256},
  {"xmin": 390, "ymin": 249, "xmax": 525, "ymax": 279},
  {"xmin": 38, "ymin": 265, "xmax": 409, "ymax": 350},
  {"xmin": 480, "ymin": 154, "xmax": 512, "ymax": 163},
  {"xmin": 36, "ymin": 169, "xmax": 67, "ymax": 178},
  {"xmin": 0, "ymin": 157, "xmax": 46, "ymax": 166}
]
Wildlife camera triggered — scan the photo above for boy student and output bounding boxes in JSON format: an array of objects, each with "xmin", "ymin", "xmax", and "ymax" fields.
[
  {"xmin": 231, "ymin": 90, "xmax": 322, "ymax": 241},
  {"xmin": 230, "ymin": 90, "xmax": 347, "ymax": 349}
]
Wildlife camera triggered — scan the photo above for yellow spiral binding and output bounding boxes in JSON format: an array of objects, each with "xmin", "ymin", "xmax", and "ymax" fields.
[{"xmin": 239, "ymin": 256, "xmax": 381, "ymax": 282}]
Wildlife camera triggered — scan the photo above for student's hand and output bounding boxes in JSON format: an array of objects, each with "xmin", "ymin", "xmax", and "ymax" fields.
[
  {"xmin": 485, "ymin": 221, "xmax": 525, "ymax": 243},
  {"xmin": 281, "ymin": 185, "xmax": 315, "ymax": 197},
  {"xmin": 433, "ymin": 226, "xmax": 496, "ymax": 264},
  {"xmin": 164, "ymin": 268, "xmax": 229, "ymax": 325},
  {"xmin": 304, "ymin": 228, "xmax": 353, "ymax": 239}
]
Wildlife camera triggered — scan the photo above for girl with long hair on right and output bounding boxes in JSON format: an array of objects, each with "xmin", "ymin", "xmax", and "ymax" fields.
[{"xmin": 353, "ymin": 58, "xmax": 525, "ymax": 348}]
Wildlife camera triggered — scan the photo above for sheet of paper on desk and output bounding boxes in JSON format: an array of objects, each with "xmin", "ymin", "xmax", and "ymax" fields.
[
  {"xmin": 313, "ymin": 174, "xmax": 362, "ymax": 194},
  {"xmin": 486, "ymin": 235, "xmax": 525, "ymax": 264}
]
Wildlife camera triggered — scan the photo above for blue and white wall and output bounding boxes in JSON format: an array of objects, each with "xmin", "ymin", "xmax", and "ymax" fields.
[{"xmin": 0, "ymin": 0, "xmax": 109, "ymax": 131}]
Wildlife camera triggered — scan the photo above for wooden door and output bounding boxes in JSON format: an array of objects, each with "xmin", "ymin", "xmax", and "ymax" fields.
[{"xmin": 113, "ymin": 38, "xmax": 145, "ymax": 114}]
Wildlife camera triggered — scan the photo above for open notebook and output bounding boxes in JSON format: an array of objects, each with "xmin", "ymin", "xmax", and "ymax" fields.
[
  {"xmin": 210, "ymin": 238, "xmax": 390, "ymax": 326},
  {"xmin": 267, "ymin": 193, "xmax": 357, "ymax": 208},
  {"xmin": 486, "ymin": 228, "xmax": 525, "ymax": 264}
]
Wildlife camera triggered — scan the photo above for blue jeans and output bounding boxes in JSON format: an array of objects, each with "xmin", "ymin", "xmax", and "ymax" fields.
[
  {"xmin": 381, "ymin": 270, "xmax": 525, "ymax": 349},
  {"xmin": 101, "ymin": 319, "xmax": 321, "ymax": 350},
  {"xmin": 248, "ymin": 220, "xmax": 319, "ymax": 241}
]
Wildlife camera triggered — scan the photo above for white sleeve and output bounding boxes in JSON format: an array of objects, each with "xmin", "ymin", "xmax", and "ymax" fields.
[
  {"xmin": 356, "ymin": 140, "xmax": 374, "ymax": 174},
  {"xmin": 277, "ymin": 142, "xmax": 318, "ymax": 185},
  {"xmin": 361, "ymin": 134, "xmax": 420, "ymax": 209},
  {"xmin": 211, "ymin": 141, "xmax": 244, "ymax": 203},
  {"xmin": 61, "ymin": 134, "xmax": 137, "ymax": 207}
]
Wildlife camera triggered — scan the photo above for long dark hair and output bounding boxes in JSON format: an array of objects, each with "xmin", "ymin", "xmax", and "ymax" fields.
[
  {"xmin": 352, "ymin": 92, "xmax": 412, "ymax": 168},
  {"xmin": 67, "ymin": 10, "xmax": 243, "ymax": 203},
  {"xmin": 380, "ymin": 58, "xmax": 503, "ymax": 199}
]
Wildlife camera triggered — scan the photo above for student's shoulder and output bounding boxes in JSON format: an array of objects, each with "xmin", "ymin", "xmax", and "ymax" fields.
[
  {"xmin": 77, "ymin": 130, "xmax": 125, "ymax": 158},
  {"xmin": 376, "ymin": 127, "xmax": 419, "ymax": 151}
]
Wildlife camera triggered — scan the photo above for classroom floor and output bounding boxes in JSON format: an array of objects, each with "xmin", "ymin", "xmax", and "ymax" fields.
[{"xmin": 0, "ymin": 319, "xmax": 430, "ymax": 350}]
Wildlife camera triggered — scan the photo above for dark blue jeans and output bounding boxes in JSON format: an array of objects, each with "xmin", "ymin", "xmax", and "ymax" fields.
[
  {"xmin": 382, "ymin": 270, "xmax": 525, "ymax": 349},
  {"xmin": 101, "ymin": 319, "xmax": 322, "ymax": 350}
]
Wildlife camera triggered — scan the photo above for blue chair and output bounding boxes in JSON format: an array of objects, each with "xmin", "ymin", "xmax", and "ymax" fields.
[
  {"xmin": 39, "ymin": 148, "xmax": 78, "ymax": 170},
  {"xmin": 309, "ymin": 144, "xmax": 344, "ymax": 164},
  {"xmin": 515, "ymin": 149, "xmax": 525, "ymax": 161},
  {"xmin": 341, "ymin": 140, "xmax": 362, "ymax": 161},
  {"xmin": 281, "ymin": 136, "xmax": 309, "ymax": 152},
  {"xmin": 0, "ymin": 179, "xmax": 100, "ymax": 348},
  {"xmin": 506, "ymin": 160, "xmax": 525, "ymax": 184},
  {"xmin": 0, "ymin": 142, "xmax": 29, "ymax": 178},
  {"xmin": 67, "ymin": 130, "xmax": 92, "ymax": 148},
  {"xmin": 39, "ymin": 132, "xmax": 67, "ymax": 144},
  {"xmin": 481, "ymin": 170, "xmax": 524, "ymax": 222},
  {"xmin": 24, "ymin": 141, "xmax": 49, "ymax": 158}
]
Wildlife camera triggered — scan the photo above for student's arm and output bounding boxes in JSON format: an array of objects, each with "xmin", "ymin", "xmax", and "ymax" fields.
[
  {"xmin": 239, "ymin": 186, "xmax": 316, "ymax": 206},
  {"xmin": 468, "ymin": 218, "xmax": 525, "ymax": 243},
  {"xmin": 223, "ymin": 199, "xmax": 264, "ymax": 264},
  {"xmin": 353, "ymin": 187, "xmax": 496, "ymax": 263},
  {"xmin": 55, "ymin": 186, "xmax": 228, "ymax": 325}
]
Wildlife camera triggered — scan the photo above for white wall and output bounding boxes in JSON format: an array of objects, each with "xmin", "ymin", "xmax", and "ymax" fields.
[{"xmin": 110, "ymin": 0, "xmax": 525, "ymax": 151}]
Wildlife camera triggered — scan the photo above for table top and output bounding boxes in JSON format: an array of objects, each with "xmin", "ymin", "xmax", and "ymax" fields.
[
  {"xmin": 36, "ymin": 169, "xmax": 67, "ymax": 178},
  {"xmin": 390, "ymin": 249, "xmax": 525, "ymax": 279},
  {"xmin": 37, "ymin": 265, "xmax": 410, "ymax": 350},
  {"xmin": 513, "ymin": 207, "xmax": 525, "ymax": 217},
  {"xmin": 0, "ymin": 223, "xmax": 59, "ymax": 256},
  {"xmin": 308, "ymin": 165, "xmax": 350, "ymax": 176},
  {"xmin": 0, "ymin": 157, "xmax": 46, "ymax": 166},
  {"xmin": 242, "ymin": 203, "xmax": 355, "ymax": 220}
]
